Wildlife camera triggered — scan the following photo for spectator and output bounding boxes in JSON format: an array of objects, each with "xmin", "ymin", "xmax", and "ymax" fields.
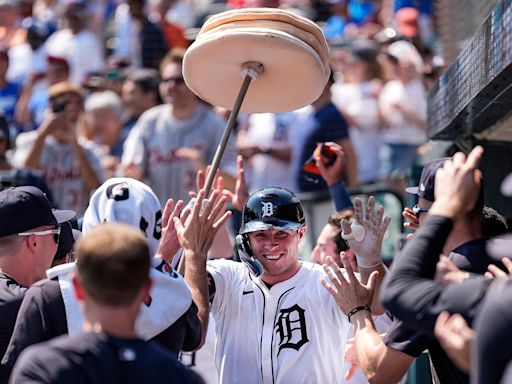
[
  {"xmin": 45, "ymin": 2, "xmax": 104, "ymax": 84},
  {"xmin": 10, "ymin": 223, "xmax": 204, "ymax": 384},
  {"xmin": 0, "ymin": 113, "xmax": 10, "ymax": 170},
  {"xmin": 0, "ymin": 0, "xmax": 25, "ymax": 48},
  {"xmin": 295, "ymin": 72, "xmax": 358, "ymax": 190},
  {"xmin": 51, "ymin": 220, "xmax": 79, "ymax": 267},
  {"xmin": 12, "ymin": 81, "xmax": 103, "ymax": 215},
  {"xmin": 331, "ymin": 43, "xmax": 383, "ymax": 184},
  {"xmin": 0, "ymin": 47, "xmax": 20, "ymax": 126},
  {"xmin": 0, "ymin": 186, "xmax": 74, "ymax": 383},
  {"xmin": 122, "ymin": 49, "xmax": 236, "ymax": 205},
  {"xmin": 238, "ymin": 112, "xmax": 297, "ymax": 192},
  {"xmin": 379, "ymin": 40, "xmax": 427, "ymax": 182},
  {"xmin": 121, "ymin": 68, "xmax": 161, "ymax": 133},
  {"xmin": 15, "ymin": 55, "xmax": 70, "ymax": 130},
  {"xmin": 84, "ymin": 90, "xmax": 126, "ymax": 178},
  {"xmin": 150, "ymin": 0, "xmax": 189, "ymax": 49},
  {"xmin": 113, "ymin": 0, "xmax": 168, "ymax": 70}
]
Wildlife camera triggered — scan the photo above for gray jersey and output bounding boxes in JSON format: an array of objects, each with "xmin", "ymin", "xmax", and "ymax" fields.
[
  {"xmin": 12, "ymin": 131, "xmax": 104, "ymax": 216},
  {"xmin": 122, "ymin": 104, "xmax": 237, "ymax": 205}
]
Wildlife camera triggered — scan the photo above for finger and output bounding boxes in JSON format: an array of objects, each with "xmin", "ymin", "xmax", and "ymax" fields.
[
  {"xmin": 340, "ymin": 252, "xmax": 357, "ymax": 282},
  {"xmin": 465, "ymin": 146, "xmax": 484, "ymax": 169},
  {"xmin": 501, "ymin": 257, "xmax": 512, "ymax": 274},
  {"xmin": 345, "ymin": 364, "xmax": 359, "ymax": 381},
  {"xmin": 209, "ymin": 195, "xmax": 228, "ymax": 223},
  {"xmin": 487, "ymin": 264, "xmax": 507, "ymax": 278},
  {"xmin": 484, "ymin": 271, "xmax": 493, "ymax": 279},
  {"xmin": 170, "ymin": 200, "xmax": 184, "ymax": 219},
  {"xmin": 434, "ymin": 311, "xmax": 450, "ymax": 336},
  {"xmin": 181, "ymin": 206, "xmax": 191, "ymax": 223},
  {"xmin": 196, "ymin": 169, "xmax": 205, "ymax": 191},
  {"xmin": 379, "ymin": 216, "xmax": 391, "ymax": 235},
  {"xmin": 162, "ymin": 199, "xmax": 175, "ymax": 226},
  {"xmin": 172, "ymin": 217, "xmax": 184, "ymax": 234},
  {"xmin": 452, "ymin": 151, "xmax": 467, "ymax": 167},
  {"xmin": 212, "ymin": 210, "xmax": 232, "ymax": 232},
  {"xmin": 365, "ymin": 196, "xmax": 375, "ymax": 223},
  {"xmin": 365, "ymin": 270, "xmax": 379, "ymax": 293},
  {"xmin": 341, "ymin": 219, "xmax": 352, "ymax": 236},
  {"xmin": 202, "ymin": 190, "xmax": 220, "ymax": 219},
  {"xmin": 353, "ymin": 198, "xmax": 363, "ymax": 224},
  {"xmin": 374, "ymin": 204, "xmax": 384, "ymax": 226},
  {"xmin": 320, "ymin": 277, "xmax": 338, "ymax": 296},
  {"xmin": 193, "ymin": 189, "xmax": 206, "ymax": 218},
  {"xmin": 188, "ymin": 191, "xmax": 197, "ymax": 198}
]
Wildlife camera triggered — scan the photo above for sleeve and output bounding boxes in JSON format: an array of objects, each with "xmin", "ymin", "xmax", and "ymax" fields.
[
  {"xmin": 82, "ymin": 143, "xmax": 105, "ymax": 182},
  {"xmin": 381, "ymin": 215, "xmax": 491, "ymax": 333},
  {"xmin": 11, "ymin": 132, "xmax": 37, "ymax": 168},
  {"xmin": 328, "ymin": 180, "xmax": 353, "ymax": 211},
  {"xmin": 3, "ymin": 282, "xmax": 67, "ymax": 369},
  {"xmin": 150, "ymin": 302, "xmax": 201, "ymax": 354},
  {"xmin": 472, "ymin": 285, "xmax": 512, "ymax": 384},
  {"xmin": 10, "ymin": 347, "xmax": 55, "ymax": 384},
  {"xmin": 384, "ymin": 319, "xmax": 432, "ymax": 358},
  {"xmin": 121, "ymin": 116, "xmax": 148, "ymax": 172},
  {"xmin": 206, "ymin": 259, "xmax": 237, "ymax": 316}
]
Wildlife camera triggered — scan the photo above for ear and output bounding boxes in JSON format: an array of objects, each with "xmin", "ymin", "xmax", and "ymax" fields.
[
  {"xmin": 297, "ymin": 226, "xmax": 307, "ymax": 240},
  {"xmin": 72, "ymin": 274, "xmax": 85, "ymax": 301}
]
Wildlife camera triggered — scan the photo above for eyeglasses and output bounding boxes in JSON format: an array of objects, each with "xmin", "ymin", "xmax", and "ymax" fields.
[
  {"xmin": 161, "ymin": 76, "xmax": 185, "ymax": 85},
  {"xmin": 18, "ymin": 228, "xmax": 61, "ymax": 244},
  {"xmin": 412, "ymin": 205, "xmax": 429, "ymax": 219}
]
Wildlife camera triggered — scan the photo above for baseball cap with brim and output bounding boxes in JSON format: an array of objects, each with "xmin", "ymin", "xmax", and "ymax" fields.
[
  {"xmin": 405, "ymin": 158, "xmax": 450, "ymax": 202},
  {"xmin": 240, "ymin": 218, "xmax": 304, "ymax": 234},
  {"xmin": 486, "ymin": 233, "xmax": 512, "ymax": 260},
  {"xmin": 501, "ymin": 172, "xmax": 512, "ymax": 197},
  {"xmin": 0, "ymin": 186, "xmax": 75, "ymax": 237}
]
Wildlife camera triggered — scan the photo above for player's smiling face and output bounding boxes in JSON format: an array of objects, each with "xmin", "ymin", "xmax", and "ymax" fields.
[{"xmin": 248, "ymin": 228, "xmax": 305, "ymax": 285}]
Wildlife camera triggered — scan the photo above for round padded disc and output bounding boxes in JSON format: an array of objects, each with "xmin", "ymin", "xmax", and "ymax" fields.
[
  {"xmin": 199, "ymin": 19, "xmax": 330, "ymax": 81},
  {"xmin": 183, "ymin": 27, "xmax": 326, "ymax": 113}
]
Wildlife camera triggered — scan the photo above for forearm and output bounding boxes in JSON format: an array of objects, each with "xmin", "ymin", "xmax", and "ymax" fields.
[
  {"xmin": 328, "ymin": 180, "xmax": 353, "ymax": 211},
  {"xmin": 183, "ymin": 250, "xmax": 209, "ymax": 349},
  {"xmin": 264, "ymin": 146, "xmax": 291, "ymax": 163},
  {"xmin": 71, "ymin": 141, "xmax": 101, "ymax": 190},
  {"xmin": 339, "ymin": 140, "xmax": 358, "ymax": 187},
  {"xmin": 352, "ymin": 311, "xmax": 412, "ymax": 384},
  {"xmin": 360, "ymin": 263, "xmax": 386, "ymax": 315},
  {"xmin": 14, "ymin": 88, "xmax": 32, "ymax": 126},
  {"xmin": 401, "ymin": 107, "xmax": 427, "ymax": 130},
  {"xmin": 23, "ymin": 133, "xmax": 47, "ymax": 169}
]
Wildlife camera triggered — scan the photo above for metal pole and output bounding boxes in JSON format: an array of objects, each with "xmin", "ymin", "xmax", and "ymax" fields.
[{"xmin": 204, "ymin": 74, "xmax": 252, "ymax": 196}]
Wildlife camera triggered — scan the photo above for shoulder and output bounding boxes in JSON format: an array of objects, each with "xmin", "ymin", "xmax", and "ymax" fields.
[
  {"xmin": 207, "ymin": 259, "xmax": 246, "ymax": 275},
  {"xmin": 198, "ymin": 106, "xmax": 226, "ymax": 128},
  {"xmin": 138, "ymin": 105, "xmax": 169, "ymax": 124},
  {"xmin": 15, "ymin": 130, "xmax": 38, "ymax": 146}
]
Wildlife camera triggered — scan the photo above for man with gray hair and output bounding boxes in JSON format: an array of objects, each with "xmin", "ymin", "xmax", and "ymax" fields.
[{"xmin": 84, "ymin": 90, "xmax": 126, "ymax": 178}]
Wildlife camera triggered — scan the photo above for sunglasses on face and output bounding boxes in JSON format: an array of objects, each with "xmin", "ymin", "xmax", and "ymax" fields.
[
  {"xmin": 412, "ymin": 205, "xmax": 429, "ymax": 220},
  {"xmin": 18, "ymin": 227, "xmax": 61, "ymax": 244},
  {"xmin": 161, "ymin": 76, "xmax": 185, "ymax": 85}
]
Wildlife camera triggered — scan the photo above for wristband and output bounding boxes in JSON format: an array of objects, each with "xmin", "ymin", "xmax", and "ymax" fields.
[
  {"xmin": 355, "ymin": 254, "xmax": 381, "ymax": 269},
  {"xmin": 347, "ymin": 305, "xmax": 371, "ymax": 323}
]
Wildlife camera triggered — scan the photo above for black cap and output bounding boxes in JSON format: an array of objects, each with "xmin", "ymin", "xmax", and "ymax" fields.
[
  {"xmin": 0, "ymin": 186, "xmax": 76, "ymax": 237},
  {"xmin": 54, "ymin": 221, "xmax": 81, "ymax": 261},
  {"xmin": 405, "ymin": 158, "xmax": 450, "ymax": 202}
]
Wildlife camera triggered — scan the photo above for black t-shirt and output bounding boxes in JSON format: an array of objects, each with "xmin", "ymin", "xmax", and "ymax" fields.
[
  {"xmin": 3, "ymin": 278, "xmax": 201, "ymax": 370},
  {"xmin": 384, "ymin": 236, "xmax": 497, "ymax": 383},
  {"xmin": 473, "ymin": 279, "xmax": 512, "ymax": 384},
  {"xmin": 381, "ymin": 215, "xmax": 492, "ymax": 333},
  {"xmin": 10, "ymin": 332, "xmax": 205, "ymax": 384},
  {"xmin": 0, "ymin": 273, "xmax": 27, "ymax": 384},
  {"xmin": 297, "ymin": 101, "xmax": 349, "ymax": 192}
]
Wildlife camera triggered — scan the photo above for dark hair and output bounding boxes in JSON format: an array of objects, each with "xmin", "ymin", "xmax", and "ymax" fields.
[
  {"xmin": 0, "ymin": 113, "xmax": 9, "ymax": 150},
  {"xmin": 327, "ymin": 209, "xmax": 355, "ymax": 253},
  {"xmin": 159, "ymin": 48, "xmax": 186, "ymax": 73},
  {"xmin": 75, "ymin": 223, "xmax": 150, "ymax": 307},
  {"xmin": 481, "ymin": 206, "xmax": 509, "ymax": 237},
  {"xmin": 126, "ymin": 68, "xmax": 160, "ymax": 94}
]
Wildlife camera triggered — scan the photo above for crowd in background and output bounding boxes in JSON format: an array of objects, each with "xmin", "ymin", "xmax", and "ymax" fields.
[{"xmin": 0, "ymin": 0, "xmax": 444, "ymax": 216}]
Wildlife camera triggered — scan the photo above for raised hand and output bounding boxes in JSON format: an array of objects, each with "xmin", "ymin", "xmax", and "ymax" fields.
[
  {"xmin": 341, "ymin": 196, "xmax": 391, "ymax": 268},
  {"xmin": 402, "ymin": 206, "xmax": 419, "ymax": 231},
  {"xmin": 321, "ymin": 254, "xmax": 378, "ymax": 316},
  {"xmin": 316, "ymin": 142, "xmax": 345, "ymax": 186},
  {"xmin": 173, "ymin": 189, "xmax": 231, "ymax": 258},
  {"xmin": 156, "ymin": 198, "xmax": 185, "ymax": 263}
]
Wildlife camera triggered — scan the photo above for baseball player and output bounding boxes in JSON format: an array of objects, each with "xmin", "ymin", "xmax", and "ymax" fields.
[
  {"xmin": 121, "ymin": 49, "xmax": 237, "ymax": 206},
  {"xmin": 176, "ymin": 186, "xmax": 390, "ymax": 383}
]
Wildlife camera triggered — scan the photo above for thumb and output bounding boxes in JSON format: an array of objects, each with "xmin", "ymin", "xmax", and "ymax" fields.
[
  {"xmin": 365, "ymin": 270, "xmax": 379, "ymax": 293},
  {"xmin": 345, "ymin": 364, "xmax": 359, "ymax": 381}
]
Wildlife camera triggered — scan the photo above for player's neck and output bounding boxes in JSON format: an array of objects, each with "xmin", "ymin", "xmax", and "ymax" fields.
[
  {"xmin": 260, "ymin": 261, "xmax": 301, "ymax": 286},
  {"xmin": 171, "ymin": 102, "xmax": 197, "ymax": 120},
  {"xmin": 84, "ymin": 305, "xmax": 139, "ymax": 339}
]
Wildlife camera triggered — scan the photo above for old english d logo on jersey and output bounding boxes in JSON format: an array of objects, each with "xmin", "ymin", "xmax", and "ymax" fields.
[
  {"xmin": 275, "ymin": 304, "xmax": 309, "ymax": 355},
  {"xmin": 106, "ymin": 182, "xmax": 130, "ymax": 201},
  {"xmin": 261, "ymin": 201, "xmax": 275, "ymax": 217}
]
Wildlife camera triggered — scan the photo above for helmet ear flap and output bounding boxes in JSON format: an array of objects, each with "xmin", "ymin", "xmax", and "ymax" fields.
[{"xmin": 236, "ymin": 234, "xmax": 263, "ymax": 277}]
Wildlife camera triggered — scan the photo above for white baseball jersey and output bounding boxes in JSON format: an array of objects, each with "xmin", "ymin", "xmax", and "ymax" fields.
[
  {"xmin": 122, "ymin": 104, "xmax": 237, "ymax": 205},
  {"xmin": 12, "ymin": 131, "xmax": 104, "ymax": 216},
  {"xmin": 207, "ymin": 259, "xmax": 359, "ymax": 384}
]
